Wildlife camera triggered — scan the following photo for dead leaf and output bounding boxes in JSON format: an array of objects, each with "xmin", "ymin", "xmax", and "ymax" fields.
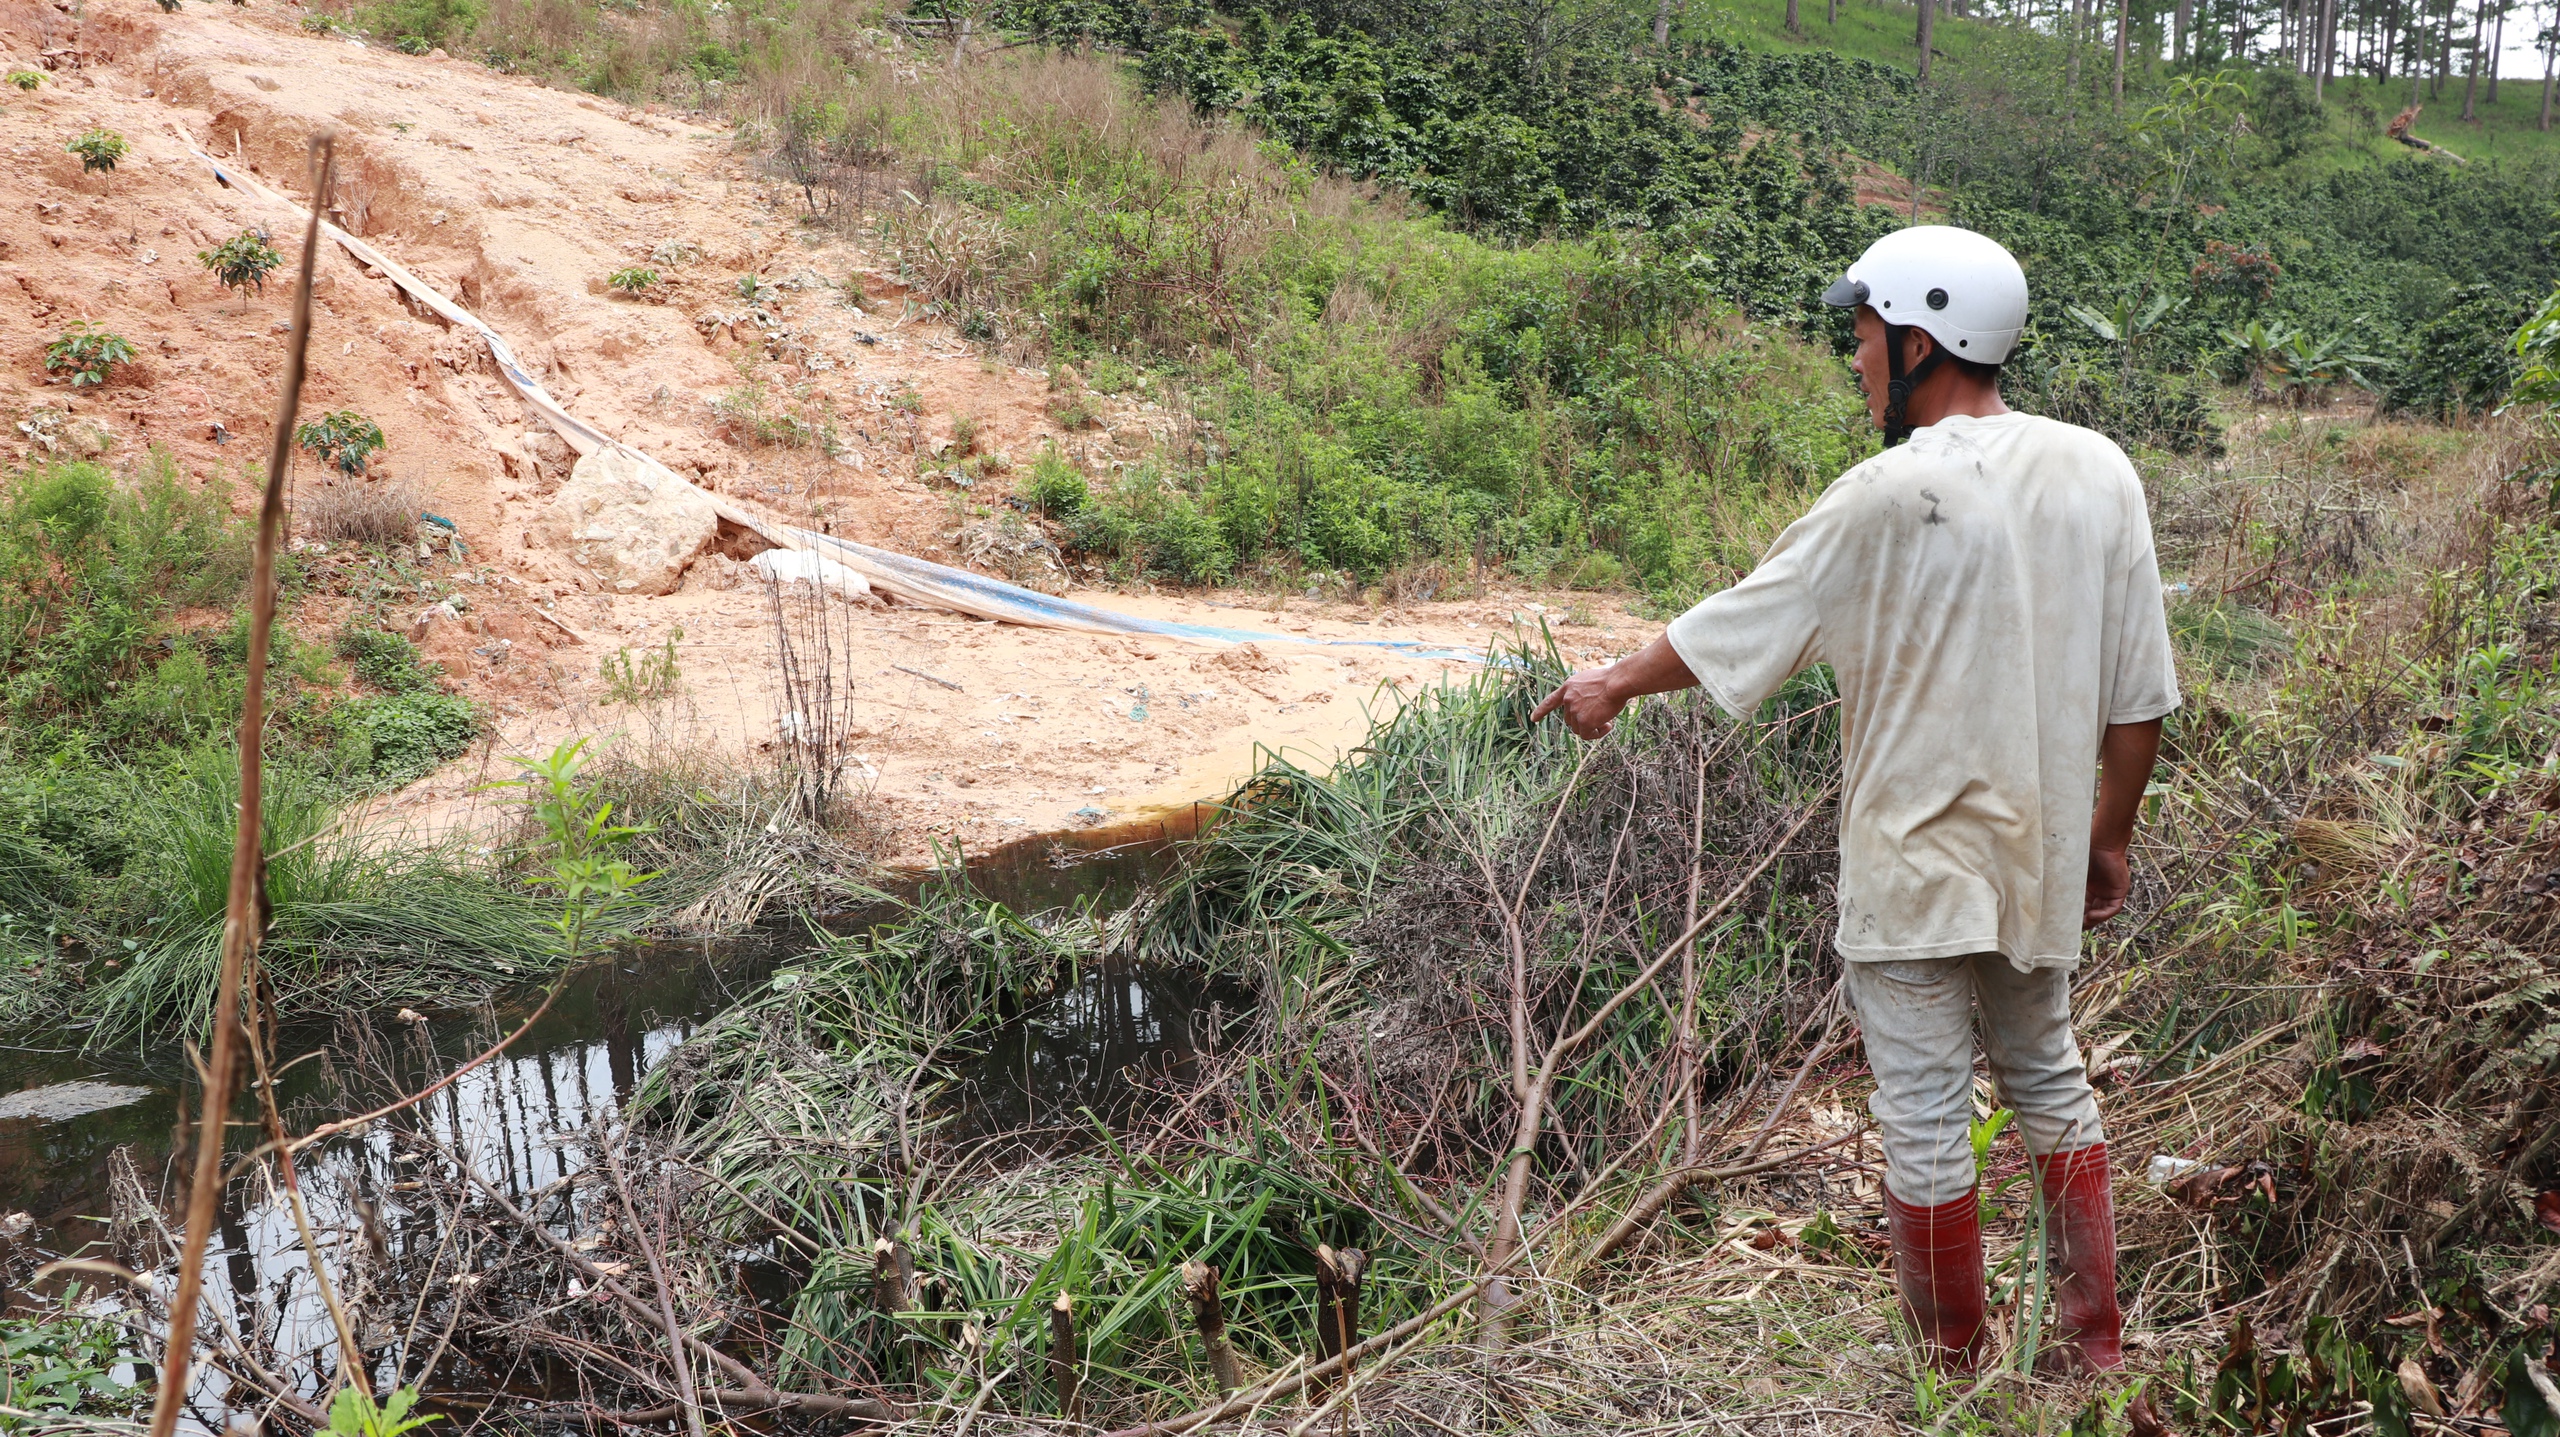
[
  {"xmin": 2398, "ymin": 1359, "xmax": 2447, "ymax": 1417},
  {"xmin": 2536, "ymin": 1187, "xmax": 2560, "ymax": 1235},
  {"xmin": 2340, "ymin": 1035, "xmax": 2387, "ymax": 1063}
]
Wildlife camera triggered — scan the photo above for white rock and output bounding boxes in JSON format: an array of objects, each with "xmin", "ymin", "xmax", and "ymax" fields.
[
  {"xmin": 531, "ymin": 445, "xmax": 718, "ymax": 597},
  {"xmin": 751, "ymin": 547, "xmax": 873, "ymax": 602}
]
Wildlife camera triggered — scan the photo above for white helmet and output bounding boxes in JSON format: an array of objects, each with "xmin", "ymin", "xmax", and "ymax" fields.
[{"xmin": 1822, "ymin": 225, "xmax": 2029, "ymax": 366}]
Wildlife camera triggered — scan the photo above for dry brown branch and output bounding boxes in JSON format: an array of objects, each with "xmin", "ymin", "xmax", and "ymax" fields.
[{"xmin": 146, "ymin": 129, "xmax": 335, "ymax": 1437}]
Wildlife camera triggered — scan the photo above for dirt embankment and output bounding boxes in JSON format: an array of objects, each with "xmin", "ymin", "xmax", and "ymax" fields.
[{"xmin": 0, "ymin": 0, "xmax": 1642, "ymax": 862}]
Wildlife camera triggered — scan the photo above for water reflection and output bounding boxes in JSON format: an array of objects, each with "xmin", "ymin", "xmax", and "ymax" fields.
[{"xmin": 0, "ymin": 820, "xmax": 1236, "ymax": 1421}]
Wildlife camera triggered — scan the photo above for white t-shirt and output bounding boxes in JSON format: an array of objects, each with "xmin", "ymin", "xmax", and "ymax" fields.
[{"xmin": 1664, "ymin": 411, "xmax": 2180, "ymax": 971}]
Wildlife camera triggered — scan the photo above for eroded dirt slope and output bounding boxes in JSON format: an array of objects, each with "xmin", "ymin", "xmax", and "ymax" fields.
[{"xmin": 0, "ymin": 0, "xmax": 1643, "ymax": 861}]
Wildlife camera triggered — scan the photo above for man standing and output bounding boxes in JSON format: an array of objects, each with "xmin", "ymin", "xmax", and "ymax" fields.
[{"xmin": 1531, "ymin": 226, "xmax": 2178, "ymax": 1374}]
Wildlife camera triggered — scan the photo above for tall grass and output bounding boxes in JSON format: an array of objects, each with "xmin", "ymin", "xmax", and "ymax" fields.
[{"xmin": 84, "ymin": 748, "xmax": 552, "ymax": 1045}]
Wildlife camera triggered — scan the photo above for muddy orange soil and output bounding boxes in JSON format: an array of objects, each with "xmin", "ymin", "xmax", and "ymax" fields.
[{"xmin": 0, "ymin": 0, "xmax": 1646, "ymax": 863}]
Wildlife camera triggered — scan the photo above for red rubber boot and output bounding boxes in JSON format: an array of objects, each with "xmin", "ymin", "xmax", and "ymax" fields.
[
  {"xmin": 2031, "ymin": 1142, "xmax": 2125, "ymax": 1373},
  {"xmin": 1884, "ymin": 1185, "xmax": 1986, "ymax": 1372}
]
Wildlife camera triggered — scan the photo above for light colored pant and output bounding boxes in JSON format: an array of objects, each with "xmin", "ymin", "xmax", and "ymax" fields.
[{"xmin": 1842, "ymin": 953, "xmax": 2105, "ymax": 1208}]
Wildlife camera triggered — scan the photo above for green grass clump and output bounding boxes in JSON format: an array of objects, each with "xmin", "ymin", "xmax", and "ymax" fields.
[{"xmin": 84, "ymin": 748, "xmax": 546, "ymax": 1046}]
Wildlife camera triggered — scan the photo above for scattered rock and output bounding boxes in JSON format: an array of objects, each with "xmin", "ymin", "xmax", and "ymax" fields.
[{"xmin": 530, "ymin": 445, "xmax": 718, "ymax": 597}]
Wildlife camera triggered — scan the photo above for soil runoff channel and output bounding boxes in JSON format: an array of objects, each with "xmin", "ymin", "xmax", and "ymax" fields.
[{"xmin": 182, "ymin": 141, "xmax": 1484, "ymax": 665}]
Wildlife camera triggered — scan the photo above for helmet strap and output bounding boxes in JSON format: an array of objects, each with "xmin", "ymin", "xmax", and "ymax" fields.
[{"xmin": 1881, "ymin": 324, "xmax": 1947, "ymax": 447}]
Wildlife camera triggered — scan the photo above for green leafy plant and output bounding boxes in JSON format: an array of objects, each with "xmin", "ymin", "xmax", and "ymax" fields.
[
  {"xmin": 0, "ymin": 1288, "xmax": 146, "ymax": 1431},
  {"xmin": 606, "ymin": 266, "xmax": 659, "ymax": 296},
  {"xmin": 2509, "ymin": 284, "xmax": 2560, "ymax": 420},
  {"xmin": 198, "ymin": 229, "xmax": 285, "ymax": 312},
  {"xmin": 43, "ymin": 322, "xmax": 133, "ymax": 388},
  {"xmin": 333, "ymin": 691, "xmax": 476, "ymax": 783},
  {"xmin": 298, "ymin": 12, "xmax": 356, "ymax": 33},
  {"xmin": 735, "ymin": 273, "xmax": 780, "ymax": 307},
  {"xmin": 63, "ymin": 128, "xmax": 128, "ymax": 182},
  {"xmin": 495, "ymin": 738, "xmax": 656, "ymax": 961},
  {"xmin": 598, "ymin": 627, "xmax": 682, "ymax": 705},
  {"xmin": 323, "ymin": 1384, "xmax": 441, "ymax": 1437},
  {"xmin": 296, "ymin": 410, "xmax": 388, "ymax": 476},
  {"xmin": 2065, "ymin": 291, "xmax": 2186, "ymax": 379},
  {"xmin": 6, "ymin": 70, "xmax": 41, "ymax": 91}
]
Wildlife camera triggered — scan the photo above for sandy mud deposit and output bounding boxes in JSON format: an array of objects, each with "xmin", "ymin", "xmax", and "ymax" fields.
[{"xmin": 0, "ymin": 0, "xmax": 1638, "ymax": 860}]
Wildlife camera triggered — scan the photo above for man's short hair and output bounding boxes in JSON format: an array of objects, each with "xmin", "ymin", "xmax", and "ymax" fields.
[{"xmin": 1947, "ymin": 354, "xmax": 2003, "ymax": 385}]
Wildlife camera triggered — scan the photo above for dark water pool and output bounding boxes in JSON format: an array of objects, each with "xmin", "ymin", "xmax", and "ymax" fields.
[{"xmin": 0, "ymin": 810, "xmax": 1239, "ymax": 1406}]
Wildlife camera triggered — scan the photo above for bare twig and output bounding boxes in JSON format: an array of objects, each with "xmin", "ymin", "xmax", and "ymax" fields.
[{"xmin": 147, "ymin": 129, "xmax": 335, "ymax": 1437}]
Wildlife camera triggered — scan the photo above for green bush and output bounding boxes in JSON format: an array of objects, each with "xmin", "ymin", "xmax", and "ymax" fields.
[
  {"xmin": 362, "ymin": 0, "xmax": 483, "ymax": 50},
  {"xmin": 333, "ymin": 690, "xmax": 475, "ymax": 784},
  {"xmin": 0, "ymin": 454, "xmax": 253, "ymax": 725},
  {"xmin": 1021, "ymin": 449, "xmax": 1090, "ymax": 518},
  {"xmin": 6, "ymin": 70, "xmax": 41, "ymax": 91},
  {"xmin": 607, "ymin": 266, "xmax": 659, "ymax": 295},
  {"xmin": 336, "ymin": 625, "xmax": 437, "ymax": 693},
  {"xmin": 2385, "ymin": 285, "xmax": 2533, "ymax": 418}
]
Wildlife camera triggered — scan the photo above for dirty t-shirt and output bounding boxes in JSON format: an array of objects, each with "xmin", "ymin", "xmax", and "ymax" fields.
[{"xmin": 1664, "ymin": 411, "xmax": 2180, "ymax": 971}]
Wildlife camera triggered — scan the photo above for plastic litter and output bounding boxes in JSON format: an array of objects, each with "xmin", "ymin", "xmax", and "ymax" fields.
[{"xmin": 2145, "ymin": 1154, "xmax": 2206, "ymax": 1185}]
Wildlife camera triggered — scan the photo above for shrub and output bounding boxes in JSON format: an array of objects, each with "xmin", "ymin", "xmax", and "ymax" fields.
[
  {"xmin": 302, "ymin": 475, "xmax": 424, "ymax": 547},
  {"xmin": 199, "ymin": 229, "xmax": 284, "ymax": 311},
  {"xmin": 361, "ymin": 0, "xmax": 483, "ymax": 50},
  {"xmin": 1022, "ymin": 450, "xmax": 1089, "ymax": 518},
  {"xmin": 43, "ymin": 323, "xmax": 134, "ymax": 388},
  {"xmin": 335, "ymin": 625, "xmax": 437, "ymax": 693},
  {"xmin": 296, "ymin": 410, "xmax": 388, "ymax": 476},
  {"xmin": 64, "ymin": 129, "xmax": 127, "ymax": 179},
  {"xmin": 6, "ymin": 71, "xmax": 40, "ymax": 91},
  {"xmin": 1144, "ymin": 495, "xmax": 1232, "ymax": 584},
  {"xmin": 332, "ymin": 690, "xmax": 476, "ymax": 783},
  {"xmin": 607, "ymin": 266, "xmax": 659, "ymax": 295},
  {"xmin": 0, "ymin": 453, "xmax": 254, "ymax": 726}
]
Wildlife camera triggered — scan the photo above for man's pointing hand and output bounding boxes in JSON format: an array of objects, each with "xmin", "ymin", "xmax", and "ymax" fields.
[
  {"xmin": 1530, "ymin": 667, "xmax": 1631, "ymax": 740},
  {"xmin": 1529, "ymin": 634, "xmax": 1702, "ymax": 741}
]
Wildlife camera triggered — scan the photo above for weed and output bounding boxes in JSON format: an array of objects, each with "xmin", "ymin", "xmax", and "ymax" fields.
[
  {"xmin": 296, "ymin": 410, "xmax": 388, "ymax": 476},
  {"xmin": 606, "ymin": 265, "xmax": 659, "ymax": 296},
  {"xmin": 948, "ymin": 411, "xmax": 981, "ymax": 455},
  {"xmin": 301, "ymin": 474, "xmax": 425, "ymax": 548},
  {"xmin": 0, "ymin": 1288, "xmax": 147, "ymax": 1431},
  {"xmin": 6, "ymin": 70, "xmax": 40, "ymax": 91},
  {"xmin": 649, "ymin": 238, "xmax": 701, "ymax": 267},
  {"xmin": 323, "ymin": 1386, "xmax": 440, "ymax": 1437},
  {"xmin": 63, "ymin": 129, "xmax": 127, "ymax": 180},
  {"xmin": 298, "ymin": 12, "xmax": 357, "ymax": 34},
  {"xmin": 491, "ymin": 738, "xmax": 654, "ymax": 959},
  {"xmin": 332, "ymin": 690, "xmax": 476, "ymax": 783},
  {"xmin": 43, "ymin": 323, "xmax": 133, "ymax": 388},
  {"xmin": 336, "ymin": 625, "xmax": 437, "ymax": 693},
  {"xmin": 598, "ymin": 627, "xmax": 683, "ymax": 705},
  {"xmin": 888, "ymin": 387, "xmax": 923, "ymax": 415},
  {"xmin": 198, "ymin": 229, "xmax": 284, "ymax": 312},
  {"xmin": 735, "ymin": 273, "xmax": 780, "ymax": 307}
]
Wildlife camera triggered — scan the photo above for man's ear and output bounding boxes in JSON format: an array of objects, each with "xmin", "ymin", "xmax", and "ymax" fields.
[{"xmin": 1903, "ymin": 326, "xmax": 1936, "ymax": 368}]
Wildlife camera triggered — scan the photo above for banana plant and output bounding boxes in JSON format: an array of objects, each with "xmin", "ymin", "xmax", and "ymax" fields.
[
  {"xmin": 2220, "ymin": 318, "xmax": 2293, "ymax": 399},
  {"xmin": 2066, "ymin": 291, "xmax": 2185, "ymax": 379},
  {"xmin": 2267, "ymin": 325, "xmax": 2385, "ymax": 401}
]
